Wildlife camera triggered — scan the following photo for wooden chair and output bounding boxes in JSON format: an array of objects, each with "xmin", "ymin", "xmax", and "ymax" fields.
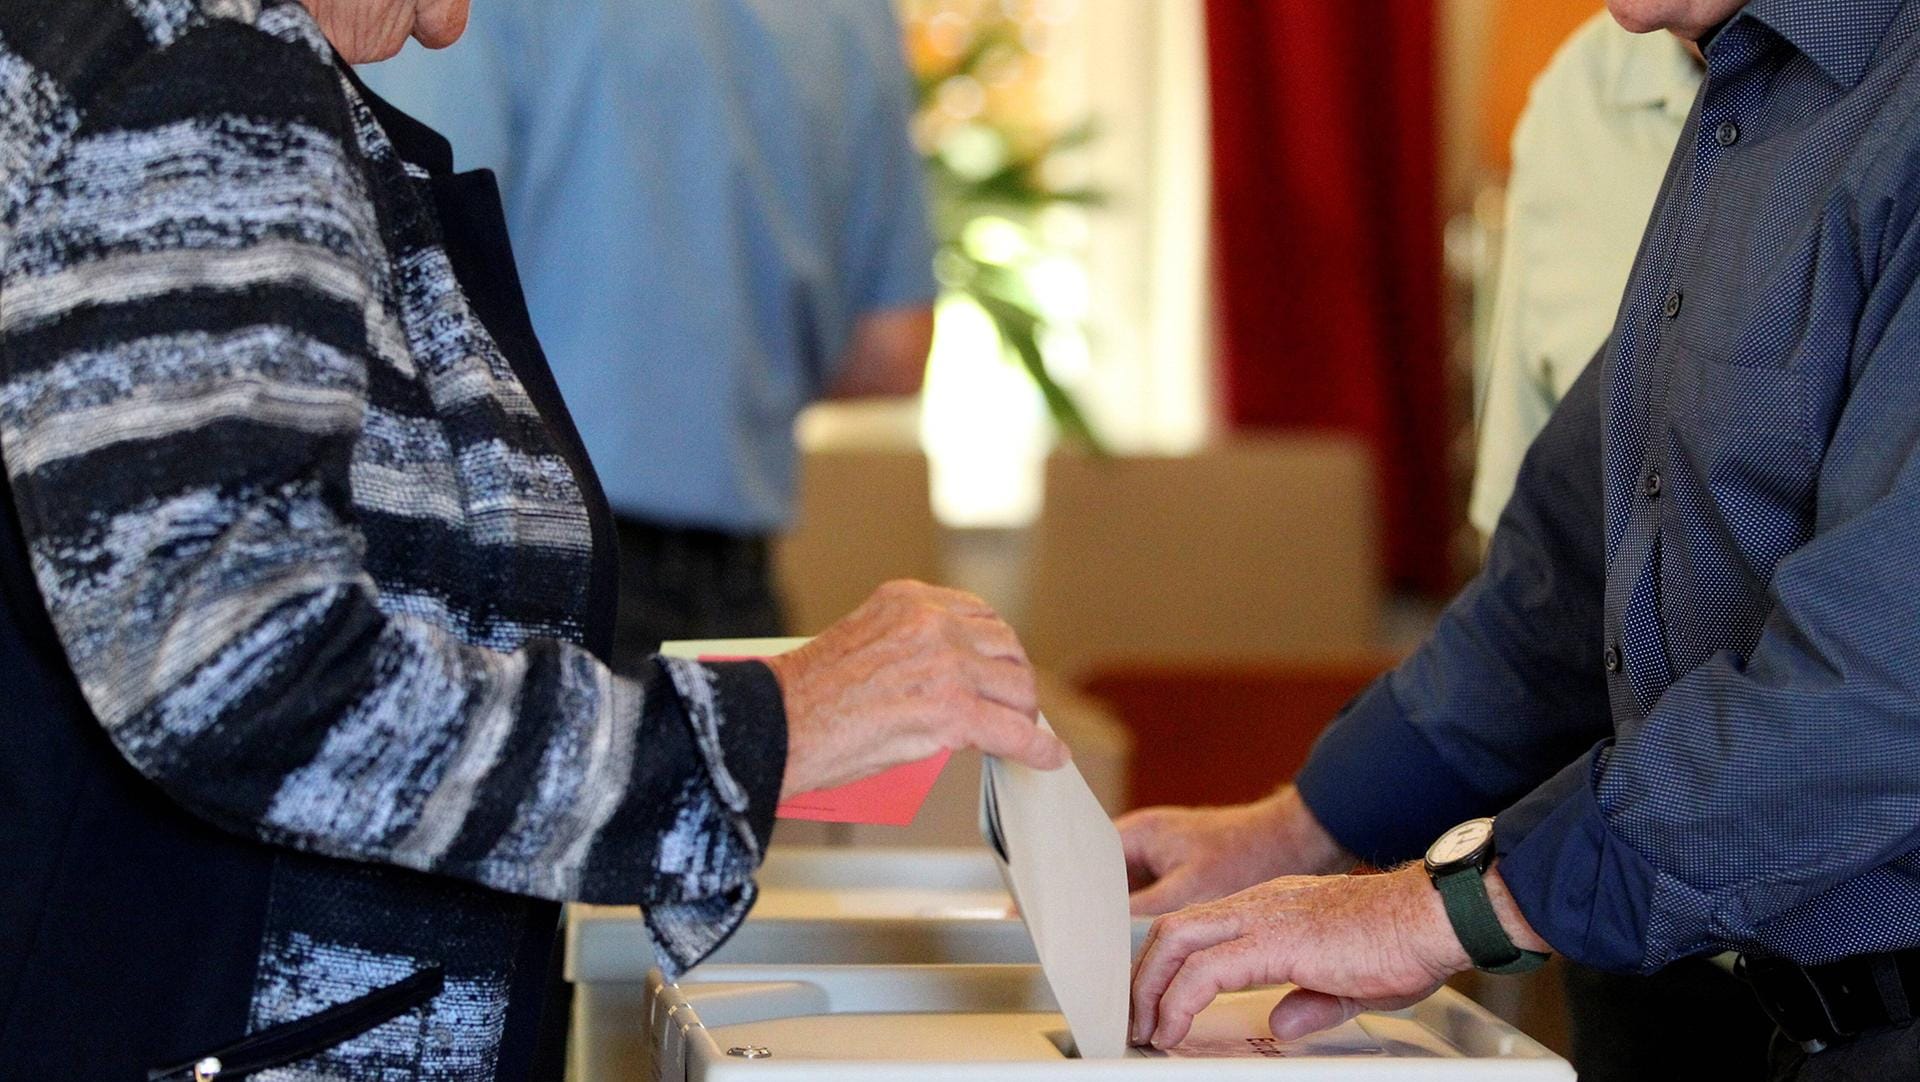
[{"xmin": 1025, "ymin": 436, "xmax": 1385, "ymax": 679}]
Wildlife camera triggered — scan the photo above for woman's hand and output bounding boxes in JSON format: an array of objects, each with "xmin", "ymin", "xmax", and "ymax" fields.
[
  {"xmin": 1117, "ymin": 786, "xmax": 1356, "ymax": 915},
  {"xmin": 763, "ymin": 580, "xmax": 1069, "ymax": 797},
  {"xmin": 301, "ymin": 0, "xmax": 469, "ymax": 62}
]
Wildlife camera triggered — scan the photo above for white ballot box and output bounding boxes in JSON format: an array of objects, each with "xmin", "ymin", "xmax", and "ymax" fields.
[
  {"xmin": 567, "ymin": 735, "xmax": 1574, "ymax": 1081},
  {"xmin": 567, "ymin": 847, "xmax": 1154, "ymax": 1081},
  {"xmin": 567, "ymin": 846, "xmax": 1152, "ymax": 983},
  {"xmin": 640, "ymin": 964, "xmax": 1574, "ymax": 1081}
]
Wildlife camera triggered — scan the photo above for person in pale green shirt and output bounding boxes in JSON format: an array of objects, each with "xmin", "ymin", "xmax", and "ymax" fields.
[
  {"xmin": 1468, "ymin": 13, "xmax": 1775, "ymax": 1081},
  {"xmin": 1470, "ymin": 11, "xmax": 1700, "ymax": 537}
]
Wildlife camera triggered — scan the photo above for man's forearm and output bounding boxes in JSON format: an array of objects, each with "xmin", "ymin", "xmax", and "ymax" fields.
[
  {"xmin": 1393, "ymin": 862, "xmax": 1554, "ymax": 977},
  {"xmin": 1265, "ymin": 784, "xmax": 1360, "ymax": 875},
  {"xmin": 1295, "ymin": 360, "xmax": 1613, "ymax": 867},
  {"xmin": 1484, "ymin": 865, "xmax": 1554, "ymax": 954},
  {"xmin": 826, "ymin": 305, "xmax": 932, "ymax": 398}
]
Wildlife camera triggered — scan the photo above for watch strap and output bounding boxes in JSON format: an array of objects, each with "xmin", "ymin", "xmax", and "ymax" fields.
[{"xmin": 1435, "ymin": 866, "xmax": 1550, "ymax": 974}]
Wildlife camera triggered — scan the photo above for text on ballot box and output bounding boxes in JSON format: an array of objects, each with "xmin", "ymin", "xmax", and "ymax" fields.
[{"xmin": 646, "ymin": 964, "xmax": 1577, "ymax": 1079}]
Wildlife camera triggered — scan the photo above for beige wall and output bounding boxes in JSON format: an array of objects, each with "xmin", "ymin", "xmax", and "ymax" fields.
[
  {"xmin": 1484, "ymin": 1, "xmax": 1613, "ymax": 172},
  {"xmin": 1439, "ymin": 0, "xmax": 1496, "ymax": 208},
  {"xmin": 1441, "ymin": 0, "xmax": 1611, "ymax": 201}
]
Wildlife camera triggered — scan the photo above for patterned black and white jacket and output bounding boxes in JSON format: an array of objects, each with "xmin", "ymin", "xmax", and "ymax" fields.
[{"xmin": 0, "ymin": 1, "xmax": 786, "ymax": 1078}]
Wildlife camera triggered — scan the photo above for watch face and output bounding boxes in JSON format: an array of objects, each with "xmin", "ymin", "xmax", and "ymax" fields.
[{"xmin": 1428, "ymin": 818, "xmax": 1495, "ymax": 867}]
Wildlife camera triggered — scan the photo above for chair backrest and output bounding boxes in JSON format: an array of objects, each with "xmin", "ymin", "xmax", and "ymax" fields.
[
  {"xmin": 1024, "ymin": 436, "xmax": 1384, "ymax": 677},
  {"xmin": 776, "ymin": 449, "xmax": 941, "ymax": 634},
  {"xmin": 1079, "ymin": 658, "xmax": 1393, "ymax": 810}
]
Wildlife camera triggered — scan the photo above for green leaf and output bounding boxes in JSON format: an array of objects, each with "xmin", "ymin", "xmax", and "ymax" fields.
[
  {"xmin": 909, "ymin": 11, "xmax": 1106, "ymax": 454},
  {"xmin": 970, "ymin": 290, "xmax": 1106, "ymax": 453}
]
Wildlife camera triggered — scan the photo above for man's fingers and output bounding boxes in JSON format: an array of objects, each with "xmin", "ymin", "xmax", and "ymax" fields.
[
  {"xmin": 1266, "ymin": 989, "xmax": 1362, "ymax": 1042},
  {"xmin": 1118, "ymin": 809, "xmax": 1169, "ymax": 879},
  {"xmin": 1116, "ymin": 807, "xmax": 1160, "ymax": 849},
  {"xmin": 1128, "ymin": 908, "xmax": 1239, "ymax": 1044},
  {"xmin": 1149, "ymin": 941, "xmax": 1262, "ymax": 1049},
  {"xmin": 1128, "ymin": 872, "xmax": 1195, "ymax": 917},
  {"xmin": 1130, "ymin": 900, "xmax": 1166, "ymax": 988},
  {"xmin": 1268, "ymin": 990, "xmax": 1428, "ymax": 1041},
  {"xmin": 960, "ymin": 702, "xmax": 1069, "ymax": 769}
]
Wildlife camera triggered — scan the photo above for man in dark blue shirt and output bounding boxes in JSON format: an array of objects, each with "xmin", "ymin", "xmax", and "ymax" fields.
[{"xmin": 1126, "ymin": 1, "xmax": 1920, "ymax": 1077}]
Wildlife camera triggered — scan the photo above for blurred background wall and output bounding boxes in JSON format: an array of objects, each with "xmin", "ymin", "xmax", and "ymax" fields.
[
  {"xmin": 776, "ymin": 1, "xmax": 1631, "ymax": 1052},
  {"xmin": 789, "ymin": 0, "xmax": 1619, "ymax": 797}
]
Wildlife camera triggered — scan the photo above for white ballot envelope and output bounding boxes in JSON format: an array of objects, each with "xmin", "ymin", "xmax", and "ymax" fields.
[{"xmin": 979, "ymin": 715, "xmax": 1133, "ymax": 1059}]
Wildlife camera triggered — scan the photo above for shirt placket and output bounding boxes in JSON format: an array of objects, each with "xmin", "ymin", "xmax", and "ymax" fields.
[{"xmin": 1601, "ymin": 22, "xmax": 1776, "ymax": 724}]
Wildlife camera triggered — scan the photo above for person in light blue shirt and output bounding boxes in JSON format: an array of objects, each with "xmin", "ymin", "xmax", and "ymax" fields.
[{"xmin": 362, "ymin": 0, "xmax": 936, "ymax": 666}]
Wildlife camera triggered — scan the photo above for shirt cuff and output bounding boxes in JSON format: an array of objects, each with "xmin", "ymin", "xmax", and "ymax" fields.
[
  {"xmin": 591, "ymin": 659, "xmax": 788, "ymax": 977},
  {"xmin": 1493, "ymin": 746, "xmax": 1659, "ymax": 973},
  {"xmin": 1293, "ymin": 678, "xmax": 1500, "ymax": 867},
  {"xmin": 663, "ymin": 658, "xmax": 789, "ymax": 857}
]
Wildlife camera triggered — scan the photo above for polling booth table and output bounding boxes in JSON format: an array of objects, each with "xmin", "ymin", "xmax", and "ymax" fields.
[{"xmin": 560, "ymin": 642, "xmax": 1574, "ymax": 1081}]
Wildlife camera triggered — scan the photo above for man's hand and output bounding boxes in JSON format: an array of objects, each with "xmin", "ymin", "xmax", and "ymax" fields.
[
  {"xmin": 827, "ymin": 306, "xmax": 933, "ymax": 398},
  {"xmin": 1129, "ymin": 864, "xmax": 1548, "ymax": 1050},
  {"xmin": 763, "ymin": 580, "xmax": 1069, "ymax": 797},
  {"xmin": 1118, "ymin": 786, "xmax": 1355, "ymax": 915}
]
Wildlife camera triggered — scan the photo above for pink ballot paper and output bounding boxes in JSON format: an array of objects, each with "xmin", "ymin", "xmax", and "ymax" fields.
[
  {"xmin": 657, "ymin": 637, "xmax": 950, "ymax": 826},
  {"xmin": 767, "ymin": 748, "xmax": 951, "ymax": 826}
]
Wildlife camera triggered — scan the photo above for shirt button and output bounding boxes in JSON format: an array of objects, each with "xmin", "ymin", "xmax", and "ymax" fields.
[
  {"xmin": 1645, "ymin": 470, "xmax": 1663, "ymax": 498},
  {"xmin": 1716, "ymin": 120, "xmax": 1741, "ymax": 147},
  {"xmin": 1605, "ymin": 645, "xmax": 1622, "ymax": 673},
  {"xmin": 1663, "ymin": 291, "xmax": 1684, "ymax": 319}
]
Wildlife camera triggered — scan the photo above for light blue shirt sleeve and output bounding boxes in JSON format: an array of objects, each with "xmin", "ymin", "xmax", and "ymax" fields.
[{"xmin": 840, "ymin": 4, "xmax": 938, "ymax": 314}]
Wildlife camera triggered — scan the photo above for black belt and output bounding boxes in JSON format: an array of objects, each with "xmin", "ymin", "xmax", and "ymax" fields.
[{"xmin": 1736, "ymin": 950, "xmax": 1920, "ymax": 1052}]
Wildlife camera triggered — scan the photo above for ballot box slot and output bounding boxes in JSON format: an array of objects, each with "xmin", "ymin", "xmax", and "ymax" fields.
[
  {"xmin": 571, "ymin": 849, "xmax": 1573, "ymax": 1080},
  {"xmin": 1041, "ymin": 1028, "xmax": 1078, "ymax": 1059}
]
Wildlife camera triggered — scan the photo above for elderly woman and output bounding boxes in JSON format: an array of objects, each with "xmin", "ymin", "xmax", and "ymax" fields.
[{"xmin": 0, "ymin": 1, "xmax": 1066, "ymax": 1078}]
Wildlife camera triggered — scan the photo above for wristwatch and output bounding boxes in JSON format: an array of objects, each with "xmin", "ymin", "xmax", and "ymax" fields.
[{"xmin": 1423, "ymin": 818, "xmax": 1550, "ymax": 975}]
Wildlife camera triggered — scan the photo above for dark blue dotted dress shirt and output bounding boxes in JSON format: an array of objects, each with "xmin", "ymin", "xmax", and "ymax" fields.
[{"xmin": 1297, "ymin": 0, "xmax": 1920, "ymax": 973}]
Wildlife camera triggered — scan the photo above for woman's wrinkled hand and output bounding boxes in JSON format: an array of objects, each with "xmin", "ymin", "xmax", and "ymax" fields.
[
  {"xmin": 763, "ymin": 580, "xmax": 1069, "ymax": 798},
  {"xmin": 301, "ymin": 0, "xmax": 469, "ymax": 63}
]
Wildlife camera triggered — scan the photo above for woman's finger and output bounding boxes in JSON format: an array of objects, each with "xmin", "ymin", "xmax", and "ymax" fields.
[
  {"xmin": 957, "ymin": 701, "xmax": 1068, "ymax": 769},
  {"xmin": 411, "ymin": 0, "xmax": 469, "ymax": 48},
  {"xmin": 957, "ymin": 614, "xmax": 1029, "ymax": 663},
  {"xmin": 877, "ymin": 579, "xmax": 997, "ymax": 618},
  {"xmin": 966, "ymin": 654, "xmax": 1039, "ymax": 716}
]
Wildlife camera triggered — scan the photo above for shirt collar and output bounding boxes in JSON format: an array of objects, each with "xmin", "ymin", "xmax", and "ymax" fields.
[
  {"xmin": 1609, "ymin": 29, "xmax": 1706, "ymax": 120},
  {"xmin": 1737, "ymin": 0, "xmax": 1902, "ymax": 88}
]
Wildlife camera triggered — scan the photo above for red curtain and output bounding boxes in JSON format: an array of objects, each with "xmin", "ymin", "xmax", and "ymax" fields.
[{"xmin": 1206, "ymin": 1, "xmax": 1452, "ymax": 595}]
